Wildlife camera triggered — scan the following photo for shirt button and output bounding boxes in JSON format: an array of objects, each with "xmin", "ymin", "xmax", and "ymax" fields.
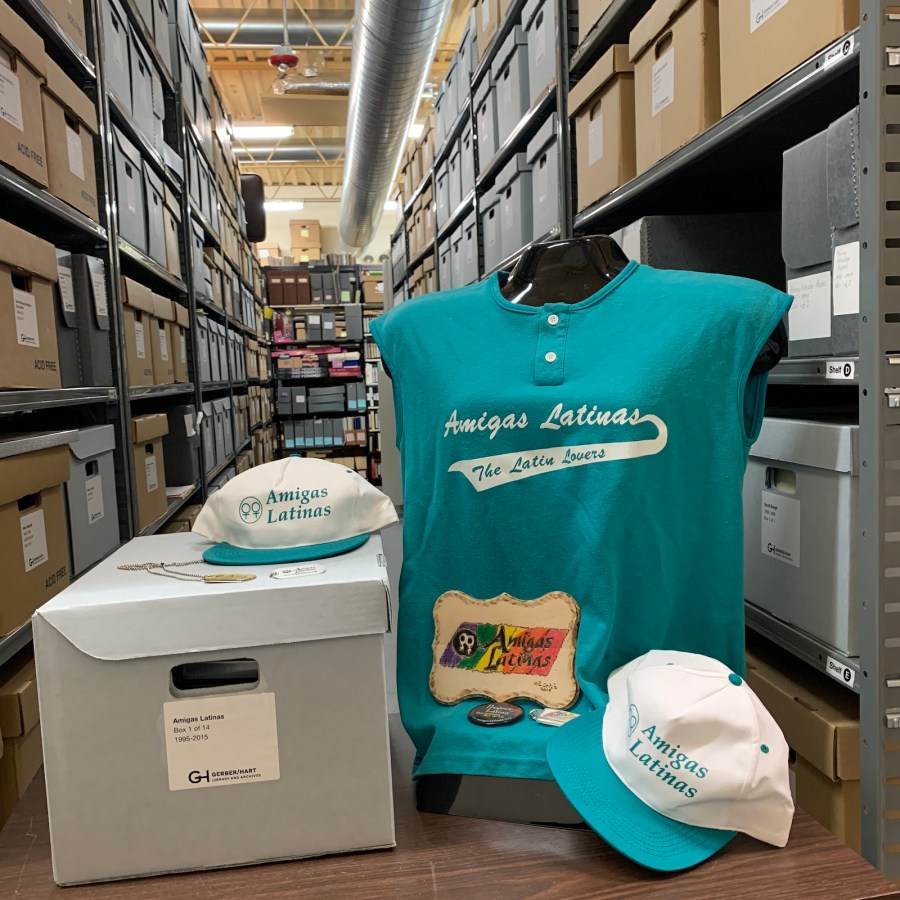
[
  {"xmin": 545, "ymin": 351, "xmax": 557, "ymax": 363},
  {"xmin": 547, "ymin": 314, "xmax": 559, "ymax": 326}
]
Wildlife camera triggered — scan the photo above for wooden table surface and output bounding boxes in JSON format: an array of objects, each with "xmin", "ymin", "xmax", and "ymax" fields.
[{"xmin": 1, "ymin": 717, "xmax": 897, "ymax": 900}]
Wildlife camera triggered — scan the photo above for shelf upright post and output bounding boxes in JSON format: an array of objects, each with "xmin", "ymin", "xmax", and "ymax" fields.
[{"xmin": 555, "ymin": 0, "xmax": 573, "ymax": 239}]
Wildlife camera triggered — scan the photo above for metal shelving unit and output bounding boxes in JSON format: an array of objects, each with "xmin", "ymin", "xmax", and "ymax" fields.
[
  {"xmin": 436, "ymin": 191, "xmax": 476, "ymax": 244},
  {"xmin": 0, "ymin": 387, "xmax": 118, "ymax": 414},
  {"xmin": 402, "ymin": 171, "xmax": 433, "ymax": 217},
  {"xmin": 433, "ymin": 99, "xmax": 472, "ymax": 170},
  {"xmin": 10, "ymin": 0, "xmax": 95, "ymax": 83},
  {"xmin": 139, "ymin": 484, "xmax": 201, "ymax": 537},
  {"xmin": 129, "ymin": 383, "xmax": 195, "ymax": 400},
  {"xmin": 118, "ymin": 237, "xmax": 189, "ymax": 295}
]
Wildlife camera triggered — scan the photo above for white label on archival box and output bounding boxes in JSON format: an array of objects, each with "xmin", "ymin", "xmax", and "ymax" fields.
[
  {"xmin": 20, "ymin": 508, "xmax": 48, "ymax": 572},
  {"xmin": 0, "ymin": 64, "xmax": 24, "ymax": 132},
  {"xmin": 134, "ymin": 320, "xmax": 146, "ymax": 358},
  {"xmin": 66, "ymin": 124, "xmax": 85, "ymax": 180},
  {"xmin": 750, "ymin": 0, "xmax": 789, "ymax": 33},
  {"xmin": 145, "ymin": 454, "xmax": 158, "ymax": 492},
  {"xmin": 163, "ymin": 693, "xmax": 280, "ymax": 792},
  {"xmin": 761, "ymin": 491, "xmax": 800, "ymax": 568},
  {"xmin": 651, "ymin": 49, "xmax": 674, "ymax": 117},
  {"xmin": 90, "ymin": 268, "xmax": 108, "ymax": 318},
  {"xmin": 787, "ymin": 272, "xmax": 831, "ymax": 341},
  {"xmin": 826, "ymin": 360, "xmax": 855, "ymax": 381},
  {"xmin": 158, "ymin": 324, "xmax": 169, "ymax": 361},
  {"xmin": 57, "ymin": 264, "xmax": 75, "ymax": 314},
  {"xmin": 832, "ymin": 241, "xmax": 860, "ymax": 316},
  {"xmin": 826, "ymin": 656, "xmax": 856, "ymax": 687},
  {"xmin": 85, "ymin": 474, "xmax": 104, "ymax": 523},
  {"xmin": 14, "ymin": 289, "xmax": 38, "ymax": 347},
  {"xmin": 588, "ymin": 112, "xmax": 604, "ymax": 165}
]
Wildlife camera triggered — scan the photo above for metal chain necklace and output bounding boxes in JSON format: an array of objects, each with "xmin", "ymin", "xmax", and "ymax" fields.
[{"xmin": 117, "ymin": 561, "xmax": 256, "ymax": 583}]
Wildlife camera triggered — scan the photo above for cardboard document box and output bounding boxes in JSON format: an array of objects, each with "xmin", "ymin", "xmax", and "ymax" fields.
[
  {"xmin": 196, "ymin": 314, "xmax": 212, "ymax": 384},
  {"xmin": 439, "ymin": 237, "xmax": 453, "ymax": 291},
  {"xmin": 222, "ymin": 395, "xmax": 235, "ymax": 457},
  {"xmin": 212, "ymin": 397, "xmax": 227, "ymax": 462},
  {"xmin": 474, "ymin": 74, "xmax": 498, "ymax": 172},
  {"xmin": 0, "ymin": 656, "xmax": 42, "ymax": 829},
  {"xmin": 102, "ymin": 0, "xmax": 131, "ymax": 115},
  {"xmin": 132, "ymin": 414, "xmax": 169, "ymax": 530},
  {"xmin": 34, "ymin": 534, "xmax": 395, "ymax": 884},
  {"xmin": 207, "ymin": 320, "xmax": 222, "ymax": 383},
  {"xmin": 172, "ymin": 303, "xmax": 190, "ymax": 383},
  {"xmin": 579, "ymin": 0, "xmax": 616, "ymax": 44},
  {"xmin": 0, "ymin": 435, "xmax": 71, "ymax": 634},
  {"xmin": 569, "ymin": 44, "xmax": 635, "ymax": 211},
  {"xmin": 460, "ymin": 121, "xmax": 475, "ymax": 199},
  {"xmin": 41, "ymin": 60, "xmax": 99, "ymax": 221},
  {"xmin": 497, "ymin": 153, "xmax": 532, "ymax": 261},
  {"xmin": 523, "ymin": 0, "xmax": 557, "ymax": 103},
  {"xmin": 130, "ymin": 31, "xmax": 164, "ymax": 153},
  {"xmin": 492, "ymin": 26, "xmax": 529, "ymax": 148},
  {"xmin": 113, "ymin": 127, "xmax": 147, "ymax": 252},
  {"xmin": 744, "ymin": 418, "xmax": 859, "ymax": 656},
  {"xmin": 153, "ymin": 0, "xmax": 172, "ymax": 76},
  {"xmin": 164, "ymin": 185, "xmax": 182, "ymax": 279},
  {"xmin": 72, "ymin": 255, "xmax": 113, "ymax": 386},
  {"xmin": 145, "ymin": 162, "xmax": 167, "ymax": 266},
  {"xmin": 201, "ymin": 401, "xmax": 215, "ymax": 473},
  {"xmin": 526, "ymin": 113, "xmax": 559, "ymax": 241},
  {"xmin": 65, "ymin": 424, "xmax": 119, "ymax": 576},
  {"xmin": 629, "ymin": 0, "xmax": 720, "ymax": 175},
  {"xmin": 0, "ymin": 219, "xmax": 60, "ymax": 389},
  {"xmin": 120, "ymin": 277, "xmax": 156, "ymax": 386},
  {"xmin": 53, "ymin": 249, "xmax": 79, "ymax": 387},
  {"xmin": 42, "ymin": 0, "xmax": 87, "ymax": 53},
  {"xmin": 476, "ymin": 0, "xmax": 500, "ymax": 58},
  {"xmin": 289, "ymin": 219, "xmax": 321, "ymax": 248},
  {"xmin": 151, "ymin": 295, "xmax": 175, "ymax": 384},
  {"xmin": 480, "ymin": 186, "xmax": 503, "ymax": 274}
]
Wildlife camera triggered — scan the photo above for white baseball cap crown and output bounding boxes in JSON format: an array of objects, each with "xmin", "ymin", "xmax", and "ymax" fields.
[
  {"xmin": 193, "ymin": 456, "xmax": 398, "ymax": 565},
  {"xmin": 546, "ymin": 650, "xmax": 794, "ymax": 871}
]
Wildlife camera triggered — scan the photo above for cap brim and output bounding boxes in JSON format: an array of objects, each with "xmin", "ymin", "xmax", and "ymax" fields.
[
  {"xmin": 545, "ymin": 703, "xmax": 736, "ymax": 872},
  {"xmin": 202, "ymin": 533, "xmax": 369, "ymax": 566}
]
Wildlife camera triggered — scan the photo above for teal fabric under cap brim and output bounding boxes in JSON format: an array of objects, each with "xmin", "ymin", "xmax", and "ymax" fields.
[
  {"xmin": 202, "ymin": 533, "xmax": 369, "ymax": 565},
  {"xmin": 545, "ymin": 702, "xmax": 736, "ymax": 872}
]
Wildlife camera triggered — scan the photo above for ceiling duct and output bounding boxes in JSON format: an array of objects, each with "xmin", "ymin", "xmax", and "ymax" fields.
[
  {"xmin": 272, "ymin": 78, "xmax": 350, "ymax": 96},
  {"xmin": 199, "ymin": 10, "xmax": 353, "ymax": 48},
  {"xmin": 235, "ymin": 144, "xmax": 345, "ymax": 162},
  {"xmin": 339, "ymin": 0, "xmax": 451, "ymax": 249}
]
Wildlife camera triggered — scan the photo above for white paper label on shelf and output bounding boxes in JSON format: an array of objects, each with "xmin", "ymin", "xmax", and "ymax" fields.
[
  {"xmin": 134, "ymin": 320, "xmax": 146, "ymax": 358},
  {"xmin": 184, "ymin": 412, "xmax": 195, "ymax": 437},
  {"xmin": 588, "ymin": 112, "xmax": 604, "ymax": 165},
  {"xmin": 90, "ymin": 268, "xmax": 108, "ymax": 318},
  {"xmin": 832, "ymin": 241, "xmax": 860, "ymax": 316},
  {"xmin": 163, "ymin": 693, "xmax": 280, "ymax": 792},
  {"xmin": 651, "ymin": 49, "xmax": 674, "ymax": 117},
  {"xmin": 14, "ymin": 289, "xmax": 38, "ymax": 347},
  {"xmin": 826, "ymin": 656, "xmax": 856, "ymax": 687},
  {"xmin": 824, "ymin": 34, "xmax": 854, "ymax": 70},
  {"xmin": 0, "ymin": 63, "xmax": 24, "ymax": 132},
  {"xmin": 145, "ymin": 454, "xmax": 158, "ymax": 492},
  {"xmin": 85, "ymin": 475, "xmax": 104, "ymax": 524},
  {"xmin": 158, "ymin": 324, "xmax": 169, "ymax": 361},
  {"xmin": 787, "ymin": 272, "xmax": 831, "ymax": 341},
  {"xmin": 622, "ymin": 222, "xmax": 642, "ymax": 262},
  {"xmin": 180, "ymin": 333, "xmax": 187, "ymax": 364},
  {"xmin": 761, "ymin": 491, "xmax": 800, "ymax": 568},
  {"xmin": 66, "ymin": 124, "xmax": 85, "ymax": 180},
  {"xmin": 826, "ymin": 360, "xmax": 856, "ymax": 380},
  {"xmin": 20, "ymin": 509, "xmax": 48, "ymax": 572},
  {"xmin": 57, "ymin": 264, "xmax": 75, "ymax": 314},
  {"xmin": 750, "ymin": 0, "xmax": 789, "ymax": 32}
]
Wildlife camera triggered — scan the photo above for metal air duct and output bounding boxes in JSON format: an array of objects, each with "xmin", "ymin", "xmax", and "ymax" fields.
[
  {"xmin": 339, "ymin": 0, "xmax": 451, "ymax": 249},
  {"xmin": 273, "ymin": 78, "xmax": 351, "ymax": 95},
  {"xmin": 198, "ymin": 10, "xmax": 353, "ymax": 48}
]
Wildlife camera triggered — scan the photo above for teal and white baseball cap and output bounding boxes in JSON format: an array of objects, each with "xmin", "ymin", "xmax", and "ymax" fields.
[
  {"xmin": 192, "ymin": 456, "xmax": 398, "ymax": 565},
  {"xmin": 546, "ymin": 650, "xmax": 794, "ymax": 872}
]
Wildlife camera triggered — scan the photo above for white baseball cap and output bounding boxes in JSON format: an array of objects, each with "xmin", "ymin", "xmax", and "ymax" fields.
[
  {"xmin": 546, "ymin": 650, "xmax": 794, "ymax": 871},
  {"xmin": 192, "ymin": 457, "xmax": 398, "ymax": 565}
]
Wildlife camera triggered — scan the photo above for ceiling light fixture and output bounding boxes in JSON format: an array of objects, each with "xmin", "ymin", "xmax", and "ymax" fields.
[
  {"xmin": 233, "ymin": 125, "xmax": 295, "ymax": 140},
  {"xmin": 383, "ymin": 200, "xmax": 398, "ymax": 211},
  {"xmin": 408, "ymin": 122, "xmax": 425, "ymax": 139},
  {"xmin": 264, "ymin": 200, "xmax": 305, "ymax": 211}
]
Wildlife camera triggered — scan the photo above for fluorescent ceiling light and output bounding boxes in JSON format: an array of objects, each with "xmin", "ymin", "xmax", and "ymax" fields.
[
  {"xmin": 264, "ymin": 200, "xmax": 305, "ymax": 211},
  {"xmin": 407, "ymin": 122, "xmax": 425, "ymax": 139},
  {"xmin": 234, "ymin": 125, "xmax": 294, "ymax": 140},
  {"xmin": 383, "ymin": 200, "xmax": 398, "ymax": 211}
]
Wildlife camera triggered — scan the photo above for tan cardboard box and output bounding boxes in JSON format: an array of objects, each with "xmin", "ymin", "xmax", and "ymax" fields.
[
  {"xmin": 719, "ymin": 0, "xmax": 857, "ymax": 115},
  {"xmin": 236, "ymin": 450, "xmax": 252, "ymax": 473},
  {"xmin": 289, "ymin": 219, "xmax": 322, "ymax": 248},
  {"xmin": 792, "ymin": 755, "xmax": 859, "ymax": 853},
  {"xmin": 151, "ymin": 295, "xmax": 175, "ymax": 384},
  {"xmin": 120, "ymin": 277, "xmax": 156, "ymax": 386},
  {"xmin": 163, "ymin": 185, "xmax": 182, "ymax": 279},
  {"xmin": 257, "ymin": 242, "xmax": 282, "ymax": 262},
  {"xmin": 172, "ymin": 303, "xmax": 190, "ymax": 383},
  {"xmin": 0, "ymin": 655, "xmax": 38, "ymax": 739},
  {"xmin": 291, "ymin": 247, "xmax": 322, "ymax": 263},
  {"xmin": 569, "ymin": 45, "xmax": 635, "ymax": 212},
  {"xmin": 41, "ymin": 0, "xmax": 87, "ymax": 53},
  {"xmin": 579, "ymin": 0, "xmax": 616, "ymax": 44},
  {"xmin": 629, "ymin": 0, "xmax": 720, "ymax": 175},
  {"xmin": 0, "ymin": 656, "xmax": 41, "ymax": 826},
  {"xmin": 41, "ymin": 59, "xmax": 99, "ymax": 221},
  {"xmin": 476, "ymin": 0, "xmax": 500, "ymax": 58},
  {"xmin": 0, "ymin": 444, "xmax": 70, "ymax": 635},
  {"xmin": 0, "ymin": 1, "xmax": 49, "ymax": 187},
  {"xmin": 131, "ymin": 414, "xmax": 169, "ymax": 531},
  {"xmin": 0, "ymin": 219, "xmax": 60, "ymax": 388}
]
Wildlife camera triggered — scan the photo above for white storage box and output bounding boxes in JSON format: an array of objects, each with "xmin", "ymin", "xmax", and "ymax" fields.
[
  {"xmin": 474, "ymin": 74, "xmax": 498, "ymax": 172},
  {"xmin": 201, "ymin": 400, "xmax": 215, "ymax": 472},
  {"xmin": 34, "ymin": 533, "xmax": 395, "ymax": 885},
  {"xmin": 526, "ymin": 113, "xmax": 559, "ymax": 240},
  {"xmin": 457, "ymin": 212, "xmax": 479, "ymax": 286},
  {"xmin": 523, "ymin": 0, "xmax": 557, "ymax": 103},
  {"xmin": 491, "ymin": 26, "xmax": 529, "ymax": 147},
  {"xmin": 497, "ymin": 152, "xmax": 533, "ymax": 261},
  {"xmin": 460, "ymin": 121, "xmax": 476, "ymax": 199},
  {"xmin": 743, "ymin": 417, "xmax": 858, "ymax": 656},
  {"xmin": 435, "ymin": 160, "xmax": 450, "ymax": 230},
  {"xmin": 113, "ymin": 128, "xmax": 147, "ymax": 252},
  {"xmin": 447, "ymin": 140, "xmax": 463, "ymax": 216},
  {"xmin": 438, "ymin": 237, "xmax": 452, "ymax": 291},
  {"xmin": 480, "ymin": 187, "xmax": 503, "ymax": 273}
]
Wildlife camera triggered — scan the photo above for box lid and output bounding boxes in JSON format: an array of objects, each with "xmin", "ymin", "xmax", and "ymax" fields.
[
  {"xmin": 0, "ymin": 656, "xmax": 39, "ymax": 738},
  {"xmin": 497, "ymin": 151, "xmax": 531, "ymax": 190},
  {"xmin": 491, "ymin": 24, "xmax": 526, "ymax": 79},
  {"xmin": 43, "ymin": 58, "xmax": 98, "ymax": 133},
  {"xmin": 569, "ymin": 44, "xmax": 632, "ymax": 116},
  {"xmin": 463, "ymin": 211, "xmax": 477, "ymax": 234},
  {"xmin": 113, "ymin": 125, "xmax": 142, "ymax": 170},
  {"xmin": 34, "ymin": 534, "xmax": 392, "ymax": 660},
  {"xmin": 153, "ymin": 295, "xmax": 175, "ymax": 321},
  {"xmin": 750, "ymin": 417, "xmax": 858, "ymax": 475},
  {"xmin": 0, "ymin": 0, "xmax": 47, "ymax": 78},
  {"xmin": 527, "ymin": 112, "xmax": 558, "ymax": 163},
  {"xmin": 69, "ymin": 424, "xmax": 115, "ymax": 461},
  {"xmin": 782, "ymin": 129, "xmax": 831, "ymax": 269},
  {"xmin": 0, "ymin": 441, "xmax": 70, "ymax": 506},
  {"xmin": 132, "ymin": 413, "xmax": 168, "ymax": 443},
  {"xmin": 746, "ymin": 639, "xmax": 859, "ymax": 781},
  {"xmin": 0, "ymin": 218, "xmax": 58, "ymax": 283},
  {"xmin": 173, "ymin": 303, "xmax": 189, "ymax": 327},
  {"xmin": 164, "ymin": 183, "xmax": 181, "ymax": 220},
  {"xmin": 120, "ymin": 276, "xmax": 156, "ymax": 315},
  {"xmin": 629, "ymin": 0, "xmax": 693, "ymax": 62},
  {"xmin": 143, "ymin": 158, "xmax": 164, "ymax": 197},
  {"xmin": 827, "ymin": 106, "xmax": 859, "ymax": 231},
  {"xmin": 474, "ymin": 70, "xmax": 493, "ymax": 106}
]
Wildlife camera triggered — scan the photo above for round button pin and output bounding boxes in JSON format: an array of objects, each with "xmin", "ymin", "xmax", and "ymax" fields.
[
  {"xmin": 547, "ymin": 314, "xmax": 559, "ymax": 326},
  {"xmin": 545, "ymin": 351, "xmax": 557, "ymax": 363},
  {"xmin": 468, "ymin": 702, "xmax": 525, "ymax": 727}
]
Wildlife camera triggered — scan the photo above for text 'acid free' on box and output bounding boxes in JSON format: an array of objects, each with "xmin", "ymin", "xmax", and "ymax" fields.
[{"xmin": 34, "ymin": 533, "xmax": 395, "ymax": 885}]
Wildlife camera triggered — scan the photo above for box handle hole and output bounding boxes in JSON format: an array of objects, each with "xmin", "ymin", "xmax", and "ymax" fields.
[
  {"xmin": 765, "ymin": 466, "xmax": 797, "ymax": 494},
  {"xmin": 655, "ymin": 31, "xmax": 673, "ymax": 58},
  {"xmin": 170, "ymin": 658, "xmax": 260, "ymax": 693},
  {"xmin": 17, "ymin": 491, "xmax": 41, "ymax": 512}
]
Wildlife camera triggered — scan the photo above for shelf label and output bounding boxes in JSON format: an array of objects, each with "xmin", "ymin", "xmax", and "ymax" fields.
[
  {"xmin": 826, "ymin": 360, "xmax": 855, "ymax": 380},
  {"xmin": 651, "ymin": 48, "xmax": 675, "ymax": 117},
  {"xmin": 163, "ymin": 693, "xmax": 280, "ymax": 792},
  {"xmin": 832, "ymin": 241, "xmax": 860, "ymax": 316},
  {"xmin": 14, "ymin": 289, "xmax": 39, "ymax": 348},
  {"xmin": 57, "ymin": 263, "xmax": 75, "ymax": 314},
  {"xmin": 826, "ymin": 656, "xmax": 855, "ymax": 687},
  {"xmin": 145, "ymin": 454, "xmax": 158, "ymax": 492},
  {"xmin": 85, "ymin": 475, "xmax": 104, "ymax": 524},
  {"xmin": 0, "ymin": 61, "xmax": 24, "ymax": 132},
  {"xmin": 761, "ymin": 491, "xmax": 800, "ymax": 568},
  {"xmin": 20, "ymin": 508, "xmax": 48, "ymax": 572},
  {"xmin": 66, "ymin": 124, "xmax": 85, "ymax": 181},
  {"xmin": 134, "ymin": 319, "xmax": 146, "ymax": 359},
  {"xmin": 824, "ymin": 34, "xmax": 854, "ymax": 70},
  {"xmin": 787, "ymin": 272, "xmax": 831, "ymax": 341},
  {"xmin": 90, "ymin": 268, "xmax": 108, "ymax": 319},
  {"xmin": 588, "ymin": 111, "xmax": 604, "ymax": 165},
  {"xmin": 750, "ymin": 0, "xmax": 789, "ymax": 33}
]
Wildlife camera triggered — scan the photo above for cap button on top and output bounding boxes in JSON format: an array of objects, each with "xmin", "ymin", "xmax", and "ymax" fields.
[
  {"xmin": 545, "ymin": 351, "xmax": 557, "ymax": 363},
  {"xmin": 547, "ymin": 313, "xmax": 559, "ymax": 326},
  {"xmin": 728, "ymin": 674, "xmax": 742, "ymax": 686}
]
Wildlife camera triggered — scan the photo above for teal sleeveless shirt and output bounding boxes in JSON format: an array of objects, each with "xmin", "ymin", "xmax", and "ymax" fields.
[{"xmin": 370, "ymin": 263, "xmax": 792, "ymax": 780}]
